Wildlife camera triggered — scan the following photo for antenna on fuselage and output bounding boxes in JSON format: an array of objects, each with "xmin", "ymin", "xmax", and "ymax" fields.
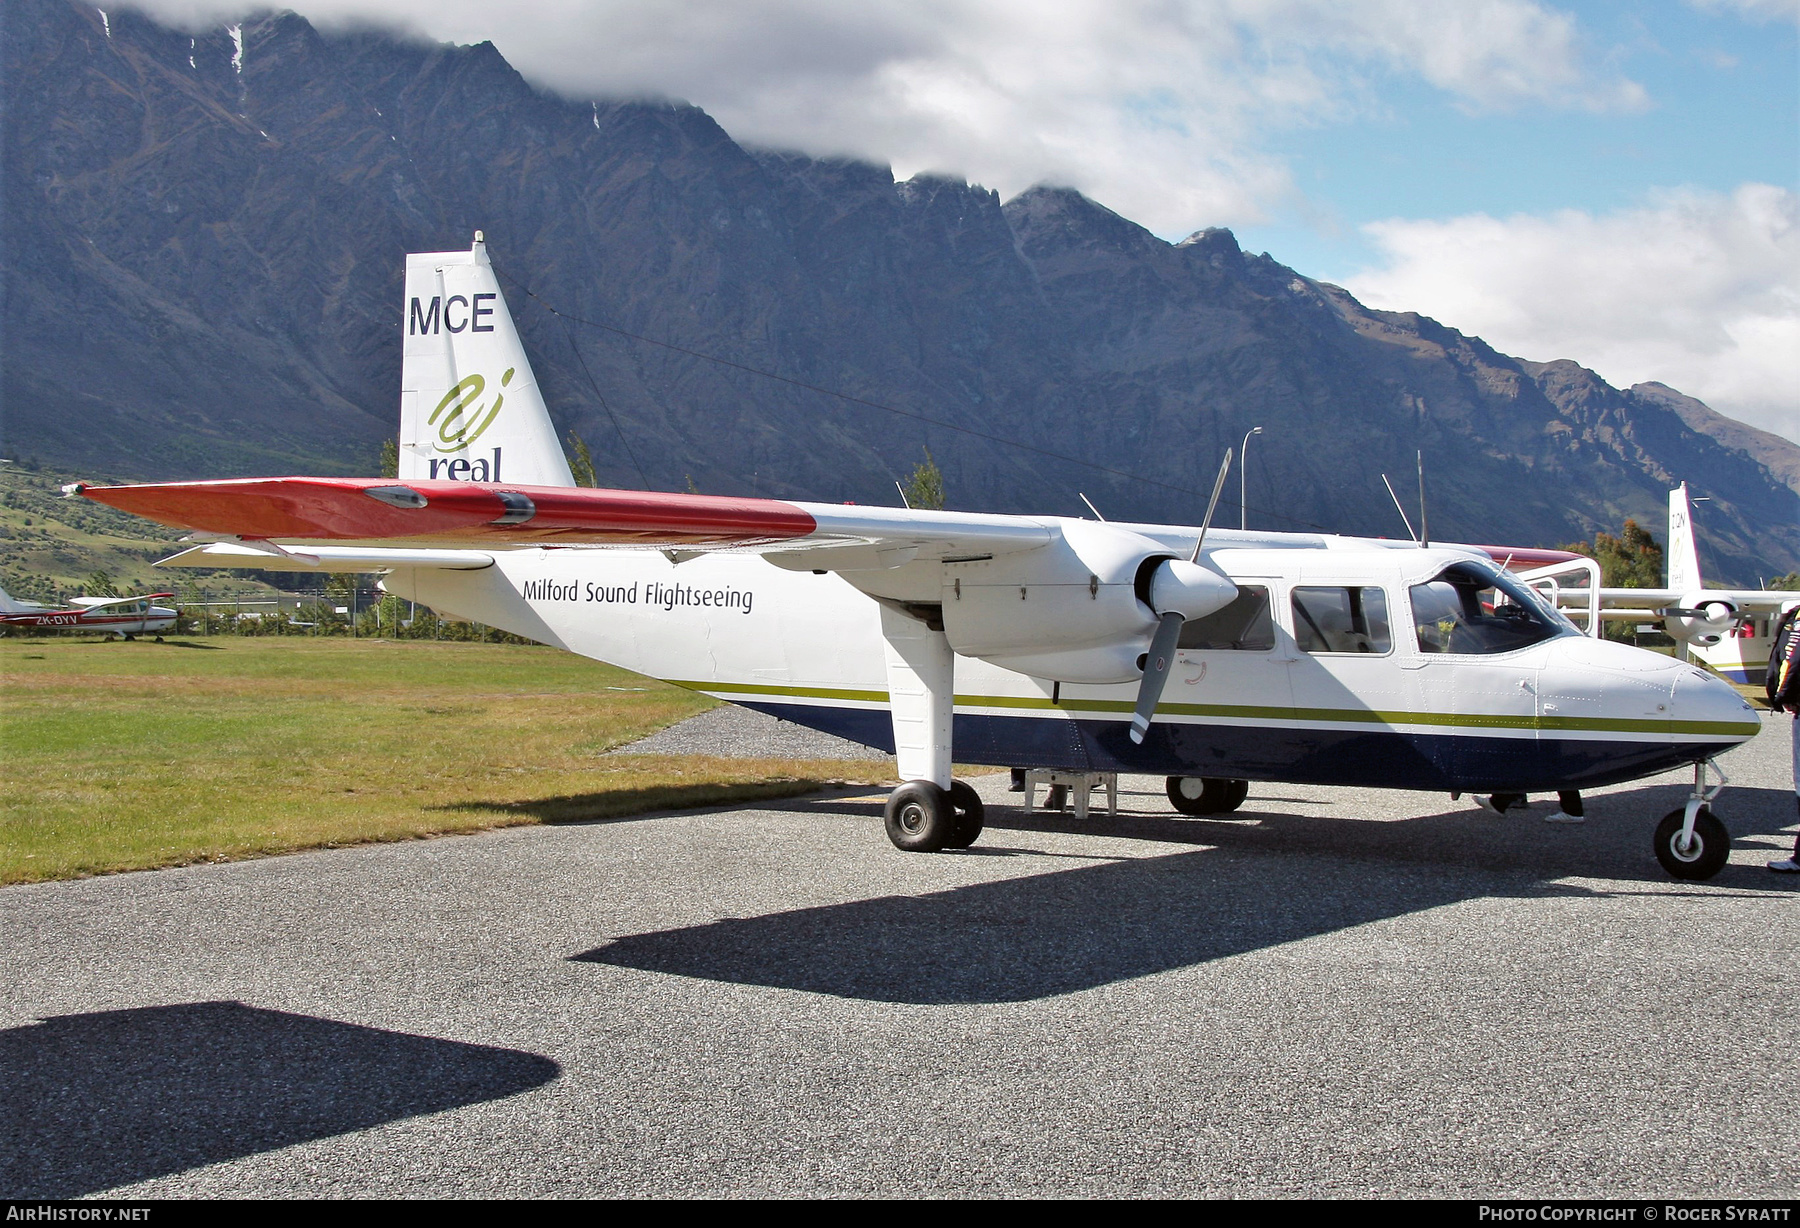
[
  {"xmin": 1078, "ymin": 492, "xmax": 1107, "ymax": 521},
  {"xmin": 1190, "ymin": 448, "xmax": 1234, "ymax": 563},
  {"xmin": 895, "ymin": 481, "xmax": 911, "ymax": 510},
  {"xmin": 1381, "ymin": 474, "xmax": 1419, "ymax": 543},
  {"xmin": 1417, "ymin": 450, "xmax": 1430, "ymax": 549}
]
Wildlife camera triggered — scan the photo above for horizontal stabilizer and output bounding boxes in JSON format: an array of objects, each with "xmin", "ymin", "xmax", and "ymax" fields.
[{"xmin": 156, "ymin": 541, "xmax": 496, "ymax": 572}]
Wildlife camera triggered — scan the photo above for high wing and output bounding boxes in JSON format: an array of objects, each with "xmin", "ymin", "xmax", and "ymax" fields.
[
  {"xmin": 79, "ymin": 472, "xmax": 1244, "ymax": 738},
  {"xmin": 68, "ymin": 592, "xmax": 176, "ymax": 609},
  {"xmin": 1580, "ymin": 588, "xmax": 1798, "ymax": 612},
  {"xmin": 77, "ymin": 476, "xmax": 1056, "ymax": 563}
]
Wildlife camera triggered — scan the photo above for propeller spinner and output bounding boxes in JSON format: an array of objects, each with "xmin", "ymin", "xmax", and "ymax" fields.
[{"xmin": 1130, "ymin": 558, "xmax": 1237, "ymax": 743}]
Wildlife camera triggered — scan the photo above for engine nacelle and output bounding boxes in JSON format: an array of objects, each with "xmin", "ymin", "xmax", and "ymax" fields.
[
  {"xmin": 940, "ymin": 519, "xmax": 1236, "ymax": 683},
  {"xmin": 1663, "ymin": 593, "xmax": 1739, "ymax": 647}
]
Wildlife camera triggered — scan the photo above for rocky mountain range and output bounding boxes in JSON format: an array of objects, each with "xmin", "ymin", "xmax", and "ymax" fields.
[{"xmin": 4, "ymin": 0, "xmax": 1797, "ymax": 584}]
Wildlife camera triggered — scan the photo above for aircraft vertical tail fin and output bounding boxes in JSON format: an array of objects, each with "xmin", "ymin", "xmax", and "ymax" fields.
[
  {"xmin": 399, "ymin": 232, "xmax": 576, "ymax": 487},
  {"xmin": 0, "ymin": 585, "xmax": 26, "ymax": 614},
  {"xmin": 1667, "ymin": 483, "xmax": 1703, "ymax": 591}
]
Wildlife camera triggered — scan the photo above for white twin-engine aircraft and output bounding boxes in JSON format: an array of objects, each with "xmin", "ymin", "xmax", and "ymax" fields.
[
  {"xmin": 1531, "ymin": 483, "xmax": 1798, "ymax": 686},
  {"xmin": 78, "ymin": 235, "xmax": 1763, "ymax": 880}
]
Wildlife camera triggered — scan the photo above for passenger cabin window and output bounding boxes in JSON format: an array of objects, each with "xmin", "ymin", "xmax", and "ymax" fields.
[
  {"xmin": 1178, "ymin": 585, "xmax": 1274, "ymax": 650},
  {"xmin": 1410, "ymin": 562, "xmax": 1571, "ymax": 655},
  {"xmin": 1291, "ymin": 586, "xmax": 1391, "ymax": 653}
]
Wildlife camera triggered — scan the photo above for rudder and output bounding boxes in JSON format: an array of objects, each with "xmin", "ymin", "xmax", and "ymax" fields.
[
  {"xmin": 399, "ymin": 232, "xmax": 575, "ymax": 487},
  {"xmin": 1667, "ymin": 482, "xmax": 1703, "ymax": 591}
]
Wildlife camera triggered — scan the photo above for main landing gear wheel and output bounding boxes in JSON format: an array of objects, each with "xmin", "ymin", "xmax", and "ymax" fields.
[
  {"xmin": 1653, "ymin": 807, "xmax": 1730, "ymax": 881},
  {"xmin": 1165, "ymin": 776, "xmax": 1250, "ymax": 816},
  {"xmin": 884, "ymin": 780, "xmax": 986, "ymax": 852},
  {"xmin": 884, "ymin": 781, "xmax": 955, "ymax": 852},
  {"xmin": 944, "ymin": 781, "xmax": 985, "ymax": 849}
]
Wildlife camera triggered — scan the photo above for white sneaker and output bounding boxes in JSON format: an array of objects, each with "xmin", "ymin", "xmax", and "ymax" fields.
[
  {"xmin": 1544, "ymin": 811, "xmax": 1586, "ymax": 824},
  {"xmin": 1473, "ymin": 796, "xmax": 1503, "ymax": 816},
  {"xmin": 1768, "ymin": 858, "xmax": 1800, "ymax": 873}
]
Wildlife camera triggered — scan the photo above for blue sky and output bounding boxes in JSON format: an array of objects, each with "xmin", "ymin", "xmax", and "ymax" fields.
[{"xmin": 1234, "ymin": 0, "xmax": 1797, "ymax": 284}]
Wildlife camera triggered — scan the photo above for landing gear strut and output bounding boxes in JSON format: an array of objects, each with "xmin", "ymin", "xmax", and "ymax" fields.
[
  {"xmin": 876, "ymin": 604, "xmax": 985, "ymax": 852},
  {"xmin": 1653, "ymin": 760, "xmax": 1731, "ymax": 880}
]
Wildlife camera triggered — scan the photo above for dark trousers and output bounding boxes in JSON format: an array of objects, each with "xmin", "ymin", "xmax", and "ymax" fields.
[{"xmin": 1491, "ymin": 790, "xmax": 1583, "ymax": 816}]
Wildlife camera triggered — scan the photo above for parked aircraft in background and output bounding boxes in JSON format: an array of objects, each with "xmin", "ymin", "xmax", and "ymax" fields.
[
  {"xmin": 1516, "ymin": 484, "xmax": 1800, "ymax": 684},
  {"xmin": 74, "ymin": 235, "xmax": 1763, "ymax": 880},
  {"xmin": 0, "ymin": 586, "xmax": 177, "ymax": 638}
]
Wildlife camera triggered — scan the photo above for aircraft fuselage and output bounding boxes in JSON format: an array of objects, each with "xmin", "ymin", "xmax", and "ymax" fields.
[{"xmin": 382, "ymin": 539, "xmax": 1758, "ymax": 796}]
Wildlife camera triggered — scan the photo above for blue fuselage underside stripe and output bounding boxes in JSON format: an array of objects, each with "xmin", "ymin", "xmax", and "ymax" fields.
[{"xmin": 740, "ymin": 701, "xmax": 1732, "ymax": 793}]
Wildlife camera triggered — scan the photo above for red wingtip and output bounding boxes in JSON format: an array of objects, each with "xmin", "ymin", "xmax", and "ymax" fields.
[{"xmin": 1475, "ymin": 545, "xmax": 1586, "ymax": 568}]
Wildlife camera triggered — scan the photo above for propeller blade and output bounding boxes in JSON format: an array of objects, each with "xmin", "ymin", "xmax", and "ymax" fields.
[
  {"xmin": 1130, "ymin": 610, "xmax": 1185, "ymax": 744},
  {"xmin": 1190, "ymin": 448, "xmax": 1234, "ymax": 563}
]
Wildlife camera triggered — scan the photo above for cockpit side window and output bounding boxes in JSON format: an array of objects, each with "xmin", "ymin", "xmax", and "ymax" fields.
[
  {"xmin": 1410, "ymin": 563, "xmax": 1570, "ymax": 655},
  {"xmin": 1178, "ymin": 585, "xmax": 1274, "ymax": 650},
  {"xmin": 1291, "ymin": 586, "xmax": 1391, "ymax": 654}
]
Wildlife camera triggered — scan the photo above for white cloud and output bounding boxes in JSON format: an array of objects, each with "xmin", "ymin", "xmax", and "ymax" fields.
[
  {"xmin": 121, "ymin": 0, "xmax": 1646, "ymax": 233},
  {"xmin": 1344, "ymin": 184, "xmax": 1800, "ymax": 442}
]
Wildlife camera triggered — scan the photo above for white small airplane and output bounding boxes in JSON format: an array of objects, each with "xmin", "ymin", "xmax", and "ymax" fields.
[
  {"xmin": 0, "ymin": 586, "xmax": 177, "ymax": 638},
  {"xmin": 71, "ymin": 234, "xmax": 1764, "ymax": 879},
  {"xmin": 1518, "ymin": 485, "xmax": 1799, "ymax": 685}
]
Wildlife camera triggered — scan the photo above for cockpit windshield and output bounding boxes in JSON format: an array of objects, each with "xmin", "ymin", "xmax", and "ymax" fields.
[{"xmin": 1409, "ymin": 562, "xmax": 1576, "ymax": 656}]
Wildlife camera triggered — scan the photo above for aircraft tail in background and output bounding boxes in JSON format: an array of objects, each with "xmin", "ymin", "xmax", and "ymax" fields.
[
  {"xmin": 0, "ymin": 585, "xmax": 50, "ymax": 614},
  {"xmin": 1667, "ymin": 482, "xmax": 1703, "ymax": 592},
  {"xmin": 400, "ymin": 232, "xmax": 575, "ymax": 488}
]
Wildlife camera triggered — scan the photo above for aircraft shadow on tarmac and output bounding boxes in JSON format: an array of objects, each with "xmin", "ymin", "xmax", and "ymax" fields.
[
  {"xmin": 429, "ymin": 779, "xmax": 848, "ymax": 825},
  {"xmin": 573, "ymin": 784, "xmax": 1797, "ymax": 1007},
  {"xmin": 1, "ymin": 1001, "xmax": 560, "ymax": 1198}
]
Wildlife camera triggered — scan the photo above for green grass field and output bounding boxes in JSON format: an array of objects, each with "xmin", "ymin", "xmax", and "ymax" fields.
[{"xmin": 0, "ymin": 636, "xmax": 892, "ymax": 885}]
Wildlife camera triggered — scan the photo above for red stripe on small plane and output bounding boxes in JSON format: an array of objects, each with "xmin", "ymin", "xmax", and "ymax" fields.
[
  {"xmin": 80, "ymin": 478, "xmax": 820, "ymax": 546},
  {"xmin": 1475, "ymin": 545, "xmax": 1585, "ymax": 568}
]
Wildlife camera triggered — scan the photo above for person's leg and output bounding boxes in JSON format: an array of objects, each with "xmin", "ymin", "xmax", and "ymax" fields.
[
  {"xmin": 1546, "ymin": 789, "xmax": 1585, "ymax": 823},
  {"xmin": 1475, "ymin": 791, "xmax": 1526, "ymax": 815},
  {"xmin": 1772, "ymin": 717, "xmax": 1800, "ymax": 872}
]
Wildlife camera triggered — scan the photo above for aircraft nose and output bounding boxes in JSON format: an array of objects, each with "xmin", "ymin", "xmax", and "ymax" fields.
[
  {"xmin": 1672, "ymin": 665, "xmax": 1761, "ymax": 740},
  {"xmin": 1535, "ymin": 635, "xmax": 1681, "ymax": 730}
]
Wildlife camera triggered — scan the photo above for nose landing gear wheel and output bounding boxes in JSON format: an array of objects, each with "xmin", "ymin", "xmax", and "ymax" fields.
[
  {"xmin": 1165, "ymin": 776, "xmax": 1250, "ymax": 816},
  {"xmin": 1653, "ymin": 807, "xmax": 1730, "ymax": 880}
]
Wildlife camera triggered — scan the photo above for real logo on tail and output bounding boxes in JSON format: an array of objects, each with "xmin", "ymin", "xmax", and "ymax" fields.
[
  {"xmin": 430, "ymin": 369, "xmax": 513, "ymax": 452},
  {"xmin": 419, "ymin": 369, "xmax": 513, "ymax": 481}
]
